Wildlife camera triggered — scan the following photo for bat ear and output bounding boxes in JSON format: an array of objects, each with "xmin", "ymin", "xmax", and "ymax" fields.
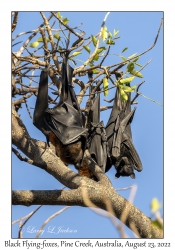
[
  {"xmin": 130, "ymin": 173, "xmax": 135, "ymax": 179},
  {"xmin": 115, "ymin": 172, "xmax": 120, "ymax": 178}
]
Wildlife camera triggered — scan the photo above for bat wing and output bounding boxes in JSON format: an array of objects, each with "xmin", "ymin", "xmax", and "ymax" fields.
[
  {"xmin": 88, "ymin": 94, "xmax": 108, "ymax": 172},
  {"xmin": 105, "ymin": 86, "xmax": 142, "ymax": 177},
  {"xmin": 44, "ymin": 53, "xmax": 87, "ymax": 145},
  {"xmin": 105, "ymin": 88, "xmax": 122, "ymax": 155},
  {"xmin": 33, "ymin": 70, "xmax": 50, "ymax": 143},
  {"xmin": 44, "ymin": 102, "xmax": 87, "ymax": 145}
]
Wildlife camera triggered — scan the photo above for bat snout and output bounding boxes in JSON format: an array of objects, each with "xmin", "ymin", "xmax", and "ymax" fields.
[
  {"xmin": 60, "ymin": 140, "xmax": 84, "ymax": 167},
  {"xmin": 115, "ymin": 157, "xmax": 135, "ymax": 178}
]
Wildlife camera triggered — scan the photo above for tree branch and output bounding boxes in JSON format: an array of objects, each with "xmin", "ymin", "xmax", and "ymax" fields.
[{"xmin": 12, "ymin": 187, "xmax": 162, "ymax": 239}]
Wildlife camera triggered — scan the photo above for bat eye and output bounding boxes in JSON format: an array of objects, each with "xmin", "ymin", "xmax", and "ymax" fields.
[{"xmin": 65, "ymin": 153, "xmax": 72, "ymax": 158}]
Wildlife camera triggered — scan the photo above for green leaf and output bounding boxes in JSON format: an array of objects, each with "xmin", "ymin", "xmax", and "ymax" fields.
[
  {"xmin": 93, "ymin": 53, "xmax": 99, "ymax": 61},
  {"xmin": 62, "ymin": 17, "xmax": 69, "ymax": 25},
  {"xmin": 114, "ymin": 29, "xmax": 119, "ymax": 36},
  {"xmin": 119, "ymin": 76, "xmax": 135, "ymax": 84},
  {"xmin": 97, "ymin": 47, "xmax": 106, "ymax": 54},
  {"xmin": 151, "ymin": 198, "xmax": 161, "ymax": 213},
  {"xmin": 91, "ymin": 35, "xmax": 97, "ymax": 47},
  {"xmin": 122, "ymin": 47, "xmax": 128, "ymax": 53},
  {"xmin": 57, "ymin": 12, "xmax": 62, "ymax": 19},
  {"xmin": 130, "ymin": 70, "xmax": 143, "ymax": 78},
  {"xmin": 128, "ymin": 53, "xmax": 137, "ymax": 59},
  {"xmin": 127, "ymin": 62, "xmax": 135, "ymax": 73},
  {"xmin": 29, "ymin": 42, "xmax": 39, "ymax": 48},
  {"xmin": 37, "ymin": 37, "xmax": 43, "ymax": 43},
  {"xmin": 120, "ymin": 56, "xmax": 127, "ymax": 61},
  {"xmin": 106, "ymin": 39, "xmax": 115, "ymax": 45},
  {"xmin": 103, "ymin": 77, "xmax": 109, "ymax": 96},
  {"xmin": 92, "ymin": 69, "xmax": 100, "ymax": 74},
  {"xmin": 135, "ymin": 63, "xmax": 143, "ymax": 67},
  {"xmin": 151, "ymin": 220, "xmax": 163, "ymax": 230},
  {"xmin": 131, "ymin": 85, "xmax": 137, "ymax": 90},
  {"xmin": 102, "ymin": 26, "xmax": 108, "ymax": 41},
  {"xmin": 119, "ymin": 87, "xmax": 128, "ymax": 102},
  {"xmin": 54, "ymin": 33, "xmax": 60, "ymax": 40},
  {"xmin": 83, "ymin": 46, "xmax": 91, "ymax": 54},
  {"xmin": 122, "ymin": 86, "xmax": 134, "ymax": 93},
  {"xmin": 88, "ymin": 62, "xmax": 94, "ymax": 67},
  {"xmin": 46, "ymin": 38, "xmax": 50, "ymax": 42},
  {"xmin": 132, "ymin": 56, "xmax": 140, "ymax": 63},
  {"xmin": 108, "ymin": 31, "xmax": 112, "ymax": 39},
  {"xmin": 71, "ymin": 51, "xmax": 81, "ymax": 57},
  {"xmin": 58, "ymin": 46, "xmax": 63, "ymax": 50}
]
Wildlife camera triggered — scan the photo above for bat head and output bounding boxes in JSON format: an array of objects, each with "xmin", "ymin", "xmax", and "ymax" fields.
[
  {"xmin": 60, "ymin": 140, "xmax": 84, "ymax": 168},
  {"xmin": 49, "ymin": 132, "xmax": 86, "ymax": 168},
  {"xmin": 114, "ymin": 156, "xmax": 135, "ymax": 179}
]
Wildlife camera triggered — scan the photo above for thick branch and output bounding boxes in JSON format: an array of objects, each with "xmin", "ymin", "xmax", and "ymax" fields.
[{"xmin": 12, "ymin": 188, "xmax": 162, "ymax": 239}]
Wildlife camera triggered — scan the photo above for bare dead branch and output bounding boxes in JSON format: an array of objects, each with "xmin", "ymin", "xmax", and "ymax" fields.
[
  {"xmin": 51, "ymin": 12, "xmax": 84, "ymax": 39},
  {"xmin": 12, "ymin": 93, "xmax": 34, "ymax": 106},
  {"xmin": 100, "ymin": 46, "xmax": 111, "ymax": 66},
  {"xmin": 14, "ymin": 13, "xmax": 55, "ymax": 62},
  {"xmin": 12, "ymin": 147, "xmax": 33, "ymax": 165},
  {"xmin": 131, "ymin": 81, "xmax": 145, "ymax": 104},
  {"xmin": 18, "ymin": 206, "xmax": 42, "ymax": 238},
  {"xmin": 12, "ymin": 12, "xmax": 18, "ymax": 33},
  {"xmin": 36, "ymin": 206, "xmax": 70, "ymax": 238}
]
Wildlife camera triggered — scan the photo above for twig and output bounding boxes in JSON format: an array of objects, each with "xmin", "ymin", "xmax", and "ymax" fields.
[
  {"xmin": 12, "ymin": 93, "xmax": 34, "ymax": 106},
  {"xmin": 51, "ymin": 12, "xmax": 84, "ymax": 39},
  {"xmin": 138, "ymin": 93, "xmax": 163, "ymax": 106},
  {"xmin": 36, "ymin": 206, "xmax": 70, "ymax": 238},
  {"xmin": 107, "ymin": 18, "xmax": 163, "ymax": 71},
  {"xmin": 131, "ymin": 81, "xmax": 145, "ymax": 104},
  {"xmin": 116, "ymin": 186, "xmax": 134, "ymax": 191},
  {"xmin": 76, "ymin": 33, "xmax": 99, "ymax": 52},
  {"xmin": 24, "ymin": 100, "xmax": 33, "ymax": 120},
  {"xmin": 81, "ymin": 180, "xmax": 128, "ymax": 238},
  {"xmin": 78, "ymin": 12, "xmax": 110, "ymax": 70},
  {"xmin": 12, "ymin": 12, "xmax": 18, "ymax": 33},
  {"xmin": 12, "ymin": 147, "xmax": 34, "ymax": 165},
  {"xmin": 100, "ymin": 46, "xmax": 110, "ymax": 66},
  {"xmin": 77, "ymin": 71, "xmax": 104, "ymax": 104},
  {"xmin": 12, "ymin": 24, "xmax": 83, "ymax": 42},
  {"xmin": 18, "ymin": 206, "xmax": 42, "ymax": 238},
  {"xmin": 18, "ymin": 219, "xmax": 23, "ymax": 238},
  {"xmin": 72, "ymin": 77, "xmax": 85, "ymax": 89},
  {"xmin": 104, "ymin": 98, "xmax": 115, "ymax": 103},
  {"xmin": 14, "ymin": 12, "xmax": 55, "ymax": 64},
  {"xmin": 40, "ymin": 12, "xmax": 59, "ymax": 70},
  {"xmin": 12, "ymin": 41, "xmax": 23, "ymax": 47},
  {"xmin": 119, "ymin": 185, "xmax": 140, "ymax": 238}
]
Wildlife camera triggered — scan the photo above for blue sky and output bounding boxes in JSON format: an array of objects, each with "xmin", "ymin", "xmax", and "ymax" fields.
[{"xmin": 12, "ymin": 12, "xmax": 163, "ymax": 238}]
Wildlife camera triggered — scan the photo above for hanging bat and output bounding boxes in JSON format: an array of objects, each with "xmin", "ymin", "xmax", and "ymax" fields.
[
  {"xmin": 88, "ymin": 93, "xmax": 108, "ymax": 172},
  {"xmin": 33, "ymin": 54, "xmax": 88, "ymax": 169},
  {"xmin": 79, "ymin": 92, "xmax": 108, "ymax": 179},
  {"xmin": 105, "ymin": 87, "xmax": 142, "ymax": 178}
]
